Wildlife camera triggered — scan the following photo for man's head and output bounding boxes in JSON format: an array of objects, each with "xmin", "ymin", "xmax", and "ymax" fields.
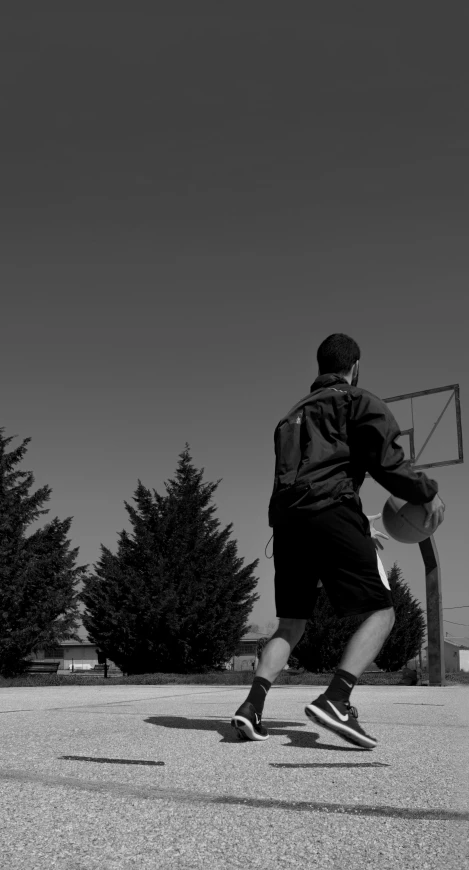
[{"xmin": 316, "ymin": 333, "xmax": 361, "ymax": 386}]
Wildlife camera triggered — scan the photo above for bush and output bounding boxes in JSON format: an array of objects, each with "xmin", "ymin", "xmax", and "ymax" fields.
[{"xmin": 1, "ymin": 669, "xmax": 467, "ymax": 688}]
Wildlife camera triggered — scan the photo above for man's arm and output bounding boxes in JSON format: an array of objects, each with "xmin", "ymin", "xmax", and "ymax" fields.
[{"xmin": 349, "ymin": 391, "xmax": 439, "ymax": 504}]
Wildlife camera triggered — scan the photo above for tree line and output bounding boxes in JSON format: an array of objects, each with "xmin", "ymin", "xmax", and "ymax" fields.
[{"xmin": 0, "ymin": 427, "xmax": 425, "ymax": 677}]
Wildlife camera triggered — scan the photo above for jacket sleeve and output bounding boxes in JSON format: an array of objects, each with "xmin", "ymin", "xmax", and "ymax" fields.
[{"xmin": 349, "ymin": 391, "xmax": 439, "ymax": 504}]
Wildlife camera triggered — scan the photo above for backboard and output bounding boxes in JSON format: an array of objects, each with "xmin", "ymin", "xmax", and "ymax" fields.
[{"xmin": 378, "ymin": 383, "xmax": 463, "ymax": 471}]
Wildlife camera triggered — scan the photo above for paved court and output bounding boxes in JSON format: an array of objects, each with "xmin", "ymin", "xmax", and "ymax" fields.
[{"xmin": 1, "ymin": 683, "xmax": 468, "ymax": 870}]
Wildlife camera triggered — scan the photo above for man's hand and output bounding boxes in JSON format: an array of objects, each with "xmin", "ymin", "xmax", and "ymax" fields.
[
  {"xmin": 367, "ymin": 513, "xmax": 389, "ymax": 550},
  {"xmin": 423, "ymin": 494, "xmax": 446, "ymax": 530}
]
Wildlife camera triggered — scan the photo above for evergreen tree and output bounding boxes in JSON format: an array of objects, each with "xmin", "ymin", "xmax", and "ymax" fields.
[
  {"xmin": 0, "ymin": 428, "xmax": 83, "ymax": 677},
  {"xmin": 81, "ymin": 445, "xmax": 260, "ymax": 674},
  {"xmin": 375, "ymin": 563, "xmax": 426, "ymax": 671}
]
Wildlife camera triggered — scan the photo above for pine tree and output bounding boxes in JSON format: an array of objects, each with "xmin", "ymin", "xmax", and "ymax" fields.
[
  {"xmin": 0, "ymin": 428, "xmax": 83, "ymax": 677},
  {"xmin": 375, "ymin": 563, "xmax": 426, "ymax": 671},
  {"xmin": 81, "ymin": 445, "xmax": 260, "ymax": 674}
]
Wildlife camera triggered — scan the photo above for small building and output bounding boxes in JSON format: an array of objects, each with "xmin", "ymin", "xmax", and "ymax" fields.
[
  {"xmin": 442, "ymin": 639, "xmax": 463, "ymax": 673},
  {"xmin": 228, "ymin": 631, "xmax": 267, "ymax": 672},
  {"xmin": 459, "ymin": 650, "xmax": 469, "ymax": 673},
  {"xmin": 27, "ymin": 639, "xmax": 114, "ymax": 674},
  {"xmin": 28, "ymin": 625, "xmax": 274, "ymax": 674},
  {"xmin": 26, "ymin": 619, "xmax": 120, "ymax": 674},
  {"xmin": 408, "ymin": 639, "xmax": 469, "ymax": 674}
]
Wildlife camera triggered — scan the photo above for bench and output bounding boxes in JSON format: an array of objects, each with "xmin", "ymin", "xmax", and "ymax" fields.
[
  {"xmin": 68, "ymin": 664, "xmax": 111, "ymax": 675},
  {"xmin": 93, "ymin": 664, "xmax": 122, "ymax": 676},
  {"xmin": 23, "ymin": 661, "xmax": 60, "ymax": 675},
  {"xmin": 93, "ymin": 664, "xmax": 121, "ymax": 676}
]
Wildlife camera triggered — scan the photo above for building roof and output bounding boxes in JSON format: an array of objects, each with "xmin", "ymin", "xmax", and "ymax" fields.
[
  {"xmin": 239, "ymin": 632, "xmax": 269, "ymax": 641},
  {"xmin": 425, "ymin": 639, "xmax": 467, "ymax": 650},
  {"xmin": 51, "ymin": 630, "xmax": 267, "ymax": 649},
  {"xmin": 59, "ymin": 640, "xmax": 96, "ymax": 647}
]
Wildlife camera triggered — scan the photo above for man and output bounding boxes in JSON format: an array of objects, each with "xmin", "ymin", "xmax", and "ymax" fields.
[{"xmin": 231, "ymin": 333, "xmax": 445, "ymax": 749}]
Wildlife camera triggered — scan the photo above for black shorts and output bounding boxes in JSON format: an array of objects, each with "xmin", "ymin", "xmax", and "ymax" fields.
[{"xmin": 273, "ymin": 501, "xmax": 393, "ymax": 619}]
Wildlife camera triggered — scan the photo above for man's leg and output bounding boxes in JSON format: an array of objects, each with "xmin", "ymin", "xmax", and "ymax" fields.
[
  {"xmin": 231, "ymin": 618, "xmax": 306, "ymax": 740},
  {"xmin": 318, "ymin": 607, "xmax": 395, "ymax": 702},
  {"xmin": 305, "ymin": 606, "xmax": 395, "ymax": 749},
  {"xmin": 338, "ymin": 606, "xmax": 395, "ymax": 678},
  {"xmin": 255, "ymin": 617, "xmax": 306, "ymax": 684},
  {"xmin": 320, "ymin": 606, "xmax": 395, "ymax": 705}
]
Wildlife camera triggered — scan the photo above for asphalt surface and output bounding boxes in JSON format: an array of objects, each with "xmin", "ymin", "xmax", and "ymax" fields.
[{"xmin": 1, "ymin": 683, "xmax": 468, "ymax": 870}]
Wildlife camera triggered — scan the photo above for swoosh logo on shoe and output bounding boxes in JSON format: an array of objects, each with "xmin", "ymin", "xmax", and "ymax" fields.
[
  {"xmin": 341, "ymin": 679, "xmax": 353, "ymax": 688},
  {"xmin": 326, "ymin": 700, "xmax": 349, "ymax": 722}
]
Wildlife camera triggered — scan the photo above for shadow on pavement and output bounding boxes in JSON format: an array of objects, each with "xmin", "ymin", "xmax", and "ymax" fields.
[
  {"xmin": 271, "ymin": 762, "xmax": 390, "ymax": 767},
  {"xmin": 145, "ymin": 715, "xmax": 369, "ymax": 751},
  {"xmin": 60, "ymin": 755, "xmax": 165, "ymax": 765}
]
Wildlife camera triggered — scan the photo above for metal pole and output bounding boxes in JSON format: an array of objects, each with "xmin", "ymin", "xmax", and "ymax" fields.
[
  {"xmin": 383, "ymin": 383, "xmax": 459, "ymax": 403},
  {"xmin": 454, "ymin": 385, "xmax": 464, "ymax": 463},
  {"xmin": 419, "ymin": 536, "xmax": 445, "ymax": 686}
]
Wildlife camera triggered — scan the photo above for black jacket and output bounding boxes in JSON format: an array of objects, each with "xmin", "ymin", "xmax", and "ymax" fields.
[{"xmin": 268, "ymin": 373, "xmax": 438, "ymax": 527}]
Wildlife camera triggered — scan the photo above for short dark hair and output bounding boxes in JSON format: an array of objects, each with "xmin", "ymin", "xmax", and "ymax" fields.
[{"xmin": 316, "ymin": 333, "xmax": 361, "ymax": 375}]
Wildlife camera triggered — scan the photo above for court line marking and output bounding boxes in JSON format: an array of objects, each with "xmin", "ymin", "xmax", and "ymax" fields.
[{"xmin": 0, "ymin": 689, "xmax": 245, "ymax": 714}]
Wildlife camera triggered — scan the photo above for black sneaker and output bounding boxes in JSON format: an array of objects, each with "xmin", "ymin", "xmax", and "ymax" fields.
[
  {"xmin": 231, "ymin": 702, "xmax": 269, "ymax": 741},
  {"xmin": 305, "ymin": 694, "xmax": 377, "ymax": 749}
]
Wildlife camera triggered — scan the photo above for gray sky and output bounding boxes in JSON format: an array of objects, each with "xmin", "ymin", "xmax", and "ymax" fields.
[{"xmin": 1, "ymin": 4, "xmax": 468, "ymax": 644}]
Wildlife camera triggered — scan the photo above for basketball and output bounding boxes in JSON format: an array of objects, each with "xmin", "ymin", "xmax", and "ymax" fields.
[{"xmin": 381, "ymin": 496, "xmax": 441, "ymax": 544}]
